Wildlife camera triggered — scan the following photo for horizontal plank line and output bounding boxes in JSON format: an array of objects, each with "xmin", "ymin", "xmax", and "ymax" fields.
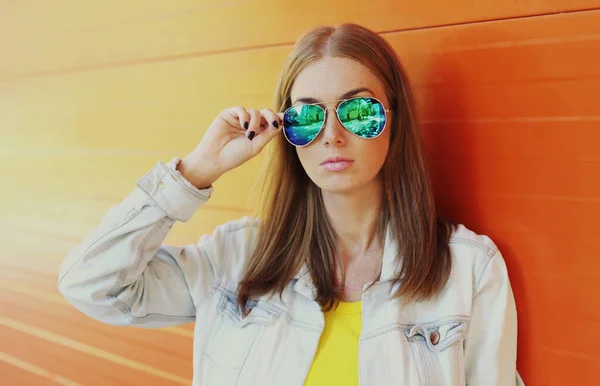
[
  {"xmin": 435, "ymin": 192, "xmax": 600, "ymax": 204},
  {"xmin": 0, "ymin": 351, "xmax": 82, "ymax": 386},
  {"xmin": 380, "ymin": 7, "xmax": 600, "ymax": 36},
  {"xmin": 0, "ymin": 39, "xmax": 295, "ymax": 83},
  {"xmin": 0, "ymin": 187, "xmax": 252, "ymax": 213},
  {"xmin": 0, "ymin": 148, "xmax": 178, "ymax": 156},
  {"xmin": 0, "ymin": 281, "xmax": 195, "ymax": 338},
  {"xmin": 418, "ymin": 74, "xmax": 600, "ymax": 87},
  {"xmin": 1, "ymin": 8, "xmax": 598, "ymax": 82},
  {"xmin": 0, "ymin": 281, "xmax": 67, "ymax": 305},
  {"xmin": 424, "ymin": 32, "xmax": 600, "ymax": 53},
  {"xmin": 0, "ymin": 258, "xmax": 59, "ymax": 277},
  {"xmin": 0, "ymin": 316, "xmax": 191, "ymax": 385},
  {"xmin": 423, "ymin": 116, "xmax": 600, "ymax": 124},
  {"xmin": 539, "ymin": 347, "xmax": 600, "ymax": 362},
  {"xmin": 429, "ymin": 155, "xmax": 600, "ymax": 162},
  {"xmin": 71, "ymin": 0, "xmax": 253, "ymax": 32}
]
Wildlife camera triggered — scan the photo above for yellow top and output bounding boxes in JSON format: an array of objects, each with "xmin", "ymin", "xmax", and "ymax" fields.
[{"xmin": 304, "ymin": 300, "xmax": 362, "ymax": 386}]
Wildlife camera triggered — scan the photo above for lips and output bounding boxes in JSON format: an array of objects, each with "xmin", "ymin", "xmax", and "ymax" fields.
[
  {"xmin": 320, "ymin": 156, "xmax": 354, "ymax": 165},
  {"xmin": 320, "ymin": 156, "xmax": 354, "ymax": 172},
  {"xmin": 322, "ymin": 161, "xmax": 353, "ymax": 172}
]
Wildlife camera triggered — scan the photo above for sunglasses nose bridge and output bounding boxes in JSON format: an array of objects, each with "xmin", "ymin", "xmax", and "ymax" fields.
[
  {"xmin": 319, "ymin": 105, "xmax": 346, "ymax": 143},
  {"xmin": 321, "ymin": 105, "xmax": 342, "ymax": 125}
]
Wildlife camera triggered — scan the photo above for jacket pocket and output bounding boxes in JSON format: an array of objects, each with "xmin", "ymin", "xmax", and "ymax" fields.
[
  {"xmin": 404, "ymin": 318, "xmax": 468, "ymax": 386},
  {"xmin": 203, "ymin": 293, "xmax": 279, "ymax": 385}
]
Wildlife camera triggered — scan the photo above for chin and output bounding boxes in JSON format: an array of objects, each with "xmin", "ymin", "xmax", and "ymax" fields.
[
  {"xmin": 314, "ymin": 178, "xmax": 362, "ymax": 195},
  {"xmin": 311, "ymin": 168, "xmax": 383, "ymax": 195}
]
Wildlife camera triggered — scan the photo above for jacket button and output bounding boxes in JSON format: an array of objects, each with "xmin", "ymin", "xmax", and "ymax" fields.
[{"xmin": 430, "ymin": 331, "xmax": 440, "ymax": 345}]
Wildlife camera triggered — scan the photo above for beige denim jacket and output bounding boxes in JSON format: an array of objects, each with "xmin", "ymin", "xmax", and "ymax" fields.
[{"xmin": 58, "ymin": 158, "xmax": 525, "ymax": 386}]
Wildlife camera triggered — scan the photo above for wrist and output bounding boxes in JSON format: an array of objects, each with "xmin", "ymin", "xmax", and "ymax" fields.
[{"xmin": 176, "ymin": 155, "xmax": 220, "ymax": 190}]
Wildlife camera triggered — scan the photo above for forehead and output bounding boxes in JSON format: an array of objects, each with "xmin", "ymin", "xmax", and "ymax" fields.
[{"xmin": 290, "ymin": 56, "xmax": 385, "ymax": 101}]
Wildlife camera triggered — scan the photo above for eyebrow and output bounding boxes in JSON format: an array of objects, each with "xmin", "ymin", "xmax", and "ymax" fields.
[{"xmin": 292, "ymin": 87, "xmax": 374, "ymax": 105}]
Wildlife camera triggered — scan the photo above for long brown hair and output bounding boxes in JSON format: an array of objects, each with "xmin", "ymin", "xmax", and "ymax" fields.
[{"xmin": 237, "ymin": 23, "xmax": 457, "ymax": 313}]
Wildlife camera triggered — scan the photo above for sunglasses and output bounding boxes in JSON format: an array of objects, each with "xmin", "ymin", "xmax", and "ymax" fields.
[{"xmin": 282, "ymin": 96, "xmax": 392, "ymax": 147}]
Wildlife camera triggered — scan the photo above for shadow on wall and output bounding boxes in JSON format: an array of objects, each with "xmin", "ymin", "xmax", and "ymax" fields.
[{"xmin": 420, "ymin": 27, "xmax": 531, "ymax": 384}]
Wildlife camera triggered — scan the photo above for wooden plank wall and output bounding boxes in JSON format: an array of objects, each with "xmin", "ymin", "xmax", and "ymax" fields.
[{"xmin": 1, "ymin": 1, "xmax": 599, "ymax": 385}]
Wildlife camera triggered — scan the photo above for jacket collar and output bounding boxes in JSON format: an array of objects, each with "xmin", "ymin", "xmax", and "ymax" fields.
[{"xmin": 379, "ymin": 223, "xmax": 401, "ymax": 281}]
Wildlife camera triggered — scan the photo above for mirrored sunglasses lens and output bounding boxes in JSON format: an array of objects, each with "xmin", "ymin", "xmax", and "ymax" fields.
[
  {"xmin": 283, "ymin": 105, "xmax": 325, "ymax": 146},
  {"xmin": 338, "ymin": 97, "xmax": 386, "ymax": 138}
]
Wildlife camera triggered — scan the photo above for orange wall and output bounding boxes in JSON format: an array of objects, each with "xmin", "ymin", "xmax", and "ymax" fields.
[{"xmin": 1, "ymin": 1, "xmax": 599, "ymax": 385}]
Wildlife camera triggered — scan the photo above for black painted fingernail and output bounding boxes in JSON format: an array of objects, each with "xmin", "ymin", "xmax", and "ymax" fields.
[
  {"xmin": 272, "ymin": 120, "xmax": 279, "ymax": 129},
  {"xmin": 247, "ymin": 131, "xmax": 255, "ymax": 140},
  {"xmin": 244, "ymin": 121, "xmax": 249, "ymax": 130}
]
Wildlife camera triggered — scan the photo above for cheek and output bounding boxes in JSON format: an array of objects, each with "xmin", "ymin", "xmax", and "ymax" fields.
[
  {"xmin": 365, "ymin": 137, "xmax": 390, "ymax": 169},
  {"xmin": 295, "ymin": 147, "xmax": 315, "ymax": 173},
  {"xmin": 369, "ymin": 135, "xmax": 390, "ymax": 163},
  {"xmin": 365, "ymin": 148, "xmax": 387, "ymax": 173}
]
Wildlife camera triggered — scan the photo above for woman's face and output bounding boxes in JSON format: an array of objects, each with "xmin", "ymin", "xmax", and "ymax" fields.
[{"xmin": 290, "ymin": 56, "xmax": 391, "ymax": 194}]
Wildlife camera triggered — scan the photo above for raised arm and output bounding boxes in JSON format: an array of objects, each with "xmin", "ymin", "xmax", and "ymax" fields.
[{"xmin": 58, "ymin": 158, "xmax": 219, "ymax": 327}]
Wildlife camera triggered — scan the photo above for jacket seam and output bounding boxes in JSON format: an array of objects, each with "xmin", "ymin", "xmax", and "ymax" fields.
[
  {"xmin": 361, "ymin": 315, "xmax": 471, "ymax": 341},
  {"xmin": 217, "ymin": 229, "xmax": 233, "ymax": 289},
  {"xmin": 222, "ymin": 219, "xmax": 259, "ymax": 234},
  {"xmin": 142, "ymin": 188, "xmax": 187, "ymax": 222},
  {"xmin": 473, "ymin": 249, "xmax": 498, "ymax": 295},
  {"xmin": 160, "ymin": 160, "xmax": 209, "ymax": 200},
  {"xmin": 449, "ymin": 237, "xmax": 498, "ymax": 258},
  {"xmin": 418, "ymin": 339, "xmax": 432, "ymax": 386},
  {"xmin": 193, "ymin": 248, "xmax": 218, "ymax": 311},
  {"xmin": 213, "ymin": 285, "xmax": 323, "ymax": 331},
  {"xmin": 58, "ymin": 202, "xmax": 147, "ymax": 286},
  {"xmin": 213, "ymin": 220, "xmax": 258, "ymax": 292},
  {"xmin": 107, "ymin": 217, "xmax": 196, "ymax": 323}
]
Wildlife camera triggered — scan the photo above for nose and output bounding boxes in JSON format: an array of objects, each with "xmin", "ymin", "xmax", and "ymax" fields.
[{"xmin": 321, "ymin": 107, "xmax": 346, "ymax": 147}]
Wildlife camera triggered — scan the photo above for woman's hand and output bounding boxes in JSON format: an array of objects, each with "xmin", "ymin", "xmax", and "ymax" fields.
[{"xmin": 178, "ymin": 107, "xmax": 284, "ymax": 189}]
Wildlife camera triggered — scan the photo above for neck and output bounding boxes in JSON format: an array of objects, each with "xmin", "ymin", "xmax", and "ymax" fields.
[{"xmin": 321, "ymin": 176, "xmax": 384, "ymax": 260}]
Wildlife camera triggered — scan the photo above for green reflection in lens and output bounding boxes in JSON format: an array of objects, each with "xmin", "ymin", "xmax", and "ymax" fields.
[
  {"xmin": 283, "ymin": 104, "xmax": 325, "ymax": 146},
  {"xmin": 337, "ymin": 97, "xmax": 386, "ymax": 138}
]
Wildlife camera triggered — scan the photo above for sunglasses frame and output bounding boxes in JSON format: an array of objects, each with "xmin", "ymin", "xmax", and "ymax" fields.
[{"xmin": 282, "ymin": 96, "xmax": 393, "ymax": 147}]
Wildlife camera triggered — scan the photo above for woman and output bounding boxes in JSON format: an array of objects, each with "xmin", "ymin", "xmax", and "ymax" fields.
[{"xmin": 58, "ymin": 23, "xmax": 524, "ymax": 385}]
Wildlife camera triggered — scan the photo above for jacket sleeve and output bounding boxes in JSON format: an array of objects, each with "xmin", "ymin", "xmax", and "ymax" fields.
[
  {"xmin": 58, "ymin": 157, "xmax": 223, "ymax": 328},
  {"xmin": 464, "ymin": 248, "xmax": 524, "ymax": 385}
]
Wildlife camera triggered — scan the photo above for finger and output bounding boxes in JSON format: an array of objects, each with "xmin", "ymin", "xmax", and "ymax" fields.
[
  {"xmin": 260, "ymin": 108, "xmax": 282, "ymax": 131},
  {"xmin": 219, "ymin": 111, "xmax": 241, "ymax": 130},
  {"xmin": 246, "ymin": 108, "xmax": 262, "ymax": 140},
  {"xmin": 250, "ymin": 109, "xmax": 283, "ymax": 150},
  {"xmin": 250, "ymin": 122, "xmax": 282, "ymax": 152},
  {"xmin": 224, "ymin": 106, "xmax": 250, "ymax": 130}
]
